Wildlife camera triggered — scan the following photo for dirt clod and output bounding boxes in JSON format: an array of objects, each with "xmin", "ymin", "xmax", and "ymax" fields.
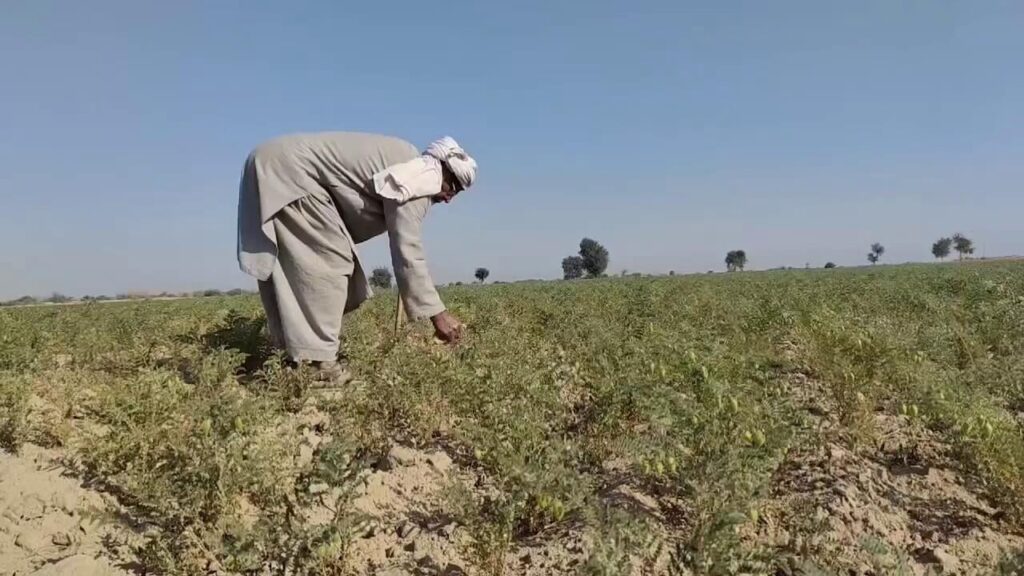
[
  {"xmin": 52, "ymin": 530, "xmax": 73, "ymax": 546},
  {"xmin": 15, "ymin": 527, "xmax": 48, "ymax": 551},
  {"xmin": 388, "ymin": 445, "xmax": 420, "ymax": 467},
  {"xmin": 398, "ymin": 520, "xmax": 420, "ymax": 539},
  {"xmin": 427, "ymin": 452, "xmax": 452, "ymax": 473}
]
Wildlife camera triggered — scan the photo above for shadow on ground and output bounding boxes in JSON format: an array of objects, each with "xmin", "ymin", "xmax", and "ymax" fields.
[{"xmin": 201, "ymin": 311, "xmax": 274, "ymax": 376}]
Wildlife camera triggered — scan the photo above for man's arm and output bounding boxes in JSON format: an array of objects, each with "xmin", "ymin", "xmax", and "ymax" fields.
[{"xmin": 384, "ymin": 197, "xmax": 445, "ymax": 320}]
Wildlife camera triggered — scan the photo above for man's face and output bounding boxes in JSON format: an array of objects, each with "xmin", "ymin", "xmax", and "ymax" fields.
[{"xmin": 434, "ymin": 164, "xmax": 464, "ymax": 204}]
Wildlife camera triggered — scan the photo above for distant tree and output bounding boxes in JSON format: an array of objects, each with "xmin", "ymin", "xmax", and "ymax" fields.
[
  {"xmin": 952, "ymin": 233, "xmax": 975, "ymax": 260},
  {"xmin": 47, "ymin": 292, "xmax": 73, "ymax": 304},
  {"xmin": 369, "ymin": 267, "xmax": 393, "ymax": 289},
  {"xmin": 578, "ymin": 238, "xmax": 610, "ymax": 278},
  {"xmin": 14, "ymin": 296, "xmax": 37, "ymax": 305},
  {"xmin": 868, "ymin": 243, "xmax": 885, "ymax": 265},
  {"xmin": 931, "ymin": 237, "xmax": 952, "ymax": 261},
  {"xmin": 226, "ymin": 288, "xmax": 244, "ymax": 296},
  {"xmin": 474, "ymin": 268, "xmax": 490, "ymax": 283},
  {"xmin": 736, "ymin": 250, "xmax": 747, "ymax": 271},
  {"xmin": 669, "ymin": 270, "xmax": 676, "ymax": 276},
  {"xmin": 725, "ymin": 250, "xmax": 748, "ymax": 272},
  {"xmin": 201, "ymin": 289, "xmax": 223, "ymax": 297},
  {"xmin": 562, "ymin": 256, "xmax": 585, "ymax": 280},
  {"xmin": 824, "ymin": 262, "xmax": 837, "ymax": 269}
]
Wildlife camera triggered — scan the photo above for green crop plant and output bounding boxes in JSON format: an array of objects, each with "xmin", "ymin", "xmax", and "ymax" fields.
[{"xmin": 1, "ymin": 261, "xmax": 1022, "ymax": 573}]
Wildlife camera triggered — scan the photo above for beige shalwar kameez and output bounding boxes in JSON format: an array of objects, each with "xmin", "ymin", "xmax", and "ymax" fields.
[{"xmin": 237, "ymin": 132, "xmax": 445, "ymax": 362}]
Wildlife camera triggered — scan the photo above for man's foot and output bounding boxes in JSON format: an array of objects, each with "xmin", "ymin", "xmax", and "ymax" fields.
[{"xmin": 310, "ymin": 360, "xmax": 352, "ymax": 388}]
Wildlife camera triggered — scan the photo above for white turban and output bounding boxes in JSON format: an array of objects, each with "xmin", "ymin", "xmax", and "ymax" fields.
[
  {"xmin": 424, "ymin": 136, "xmax": 478, "ymax": 190},
  {"xmin": 372, "ymin": 136, "xmax": 478, "ymax": 203}
]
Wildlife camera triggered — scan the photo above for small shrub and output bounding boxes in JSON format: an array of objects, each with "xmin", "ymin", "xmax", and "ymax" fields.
[{"xmin": 0, "ymin": 374, "xmax": 30, "ymax": 452}]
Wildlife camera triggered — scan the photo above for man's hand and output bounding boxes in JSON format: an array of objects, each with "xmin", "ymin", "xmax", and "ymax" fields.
[{"xmin": 431, "ymin": 311, "xmax": 463, "ymax": 345}]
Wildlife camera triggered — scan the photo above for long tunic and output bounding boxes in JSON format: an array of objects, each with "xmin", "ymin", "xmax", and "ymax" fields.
[{"xmin": 237, "ymin": 132, "xmax": 445, "ymax": 321}]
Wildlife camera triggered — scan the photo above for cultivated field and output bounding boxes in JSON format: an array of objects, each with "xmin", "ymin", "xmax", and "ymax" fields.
[{"xmin": 2, "ymin": 262, "xmax": 1024, "ymax": 575}]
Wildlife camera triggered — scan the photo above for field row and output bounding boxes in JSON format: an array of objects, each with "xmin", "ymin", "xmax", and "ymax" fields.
[{"xmin": 2, "ymin": 262, "xmax": 1023, "ymax": 574}]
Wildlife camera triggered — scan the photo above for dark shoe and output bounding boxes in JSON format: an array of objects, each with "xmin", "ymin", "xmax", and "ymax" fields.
[{"xmin": 310, "ymin": 360, "xmax": 352, "ymax": 388}]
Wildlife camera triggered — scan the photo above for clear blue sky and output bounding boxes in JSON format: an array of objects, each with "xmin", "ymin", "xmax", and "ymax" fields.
[{"xmin": 2, "ymin": 1, "xmax": 1021, "ymax": 299}]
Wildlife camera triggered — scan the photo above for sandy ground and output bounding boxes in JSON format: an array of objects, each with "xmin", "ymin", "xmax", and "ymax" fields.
[
  {"xmin": 0, "ymin": 446, "xmax": 136, "ymax": 576},
  {"xmin": 295, "ymin": 399, "xmax": 591, "ymax": 575},
  {"xmin": 2, "ymin": 388, "xmax": 1020, "ymax": 575},
  {"xmin": 753, "ymin": 370, "xmax": 1024, "ymax": 575}
]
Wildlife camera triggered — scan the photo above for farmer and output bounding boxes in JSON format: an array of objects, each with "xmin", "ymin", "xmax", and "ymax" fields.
[{"xmin": 237, "ymin": 132, "xmax": 478, "ymax": 383}]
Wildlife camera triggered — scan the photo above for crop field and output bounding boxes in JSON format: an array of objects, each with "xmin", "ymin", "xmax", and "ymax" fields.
[{"xmin": 2, "ymin": 262, "xmax": 1024, "ymax": 575}]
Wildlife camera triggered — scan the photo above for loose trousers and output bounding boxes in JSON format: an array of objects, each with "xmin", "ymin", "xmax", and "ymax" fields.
[{"xmin": 257, "ymin": 192, "xmax": 354, "ymax": 362}]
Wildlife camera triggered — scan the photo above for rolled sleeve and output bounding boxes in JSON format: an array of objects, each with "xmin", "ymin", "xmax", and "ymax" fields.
[{"xmin": 384, "ymin": 197, "xmax": 445, "ymax": 320}]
